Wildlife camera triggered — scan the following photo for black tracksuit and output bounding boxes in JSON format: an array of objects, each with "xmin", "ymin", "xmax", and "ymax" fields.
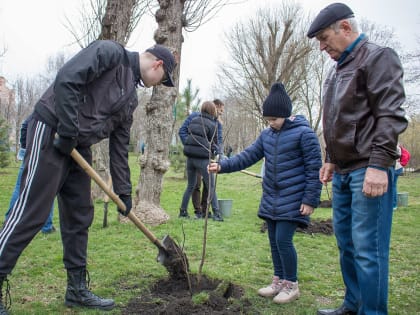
[{"xmin": 0, "ymin": 40, "xmax": 139, "ymax": 273}]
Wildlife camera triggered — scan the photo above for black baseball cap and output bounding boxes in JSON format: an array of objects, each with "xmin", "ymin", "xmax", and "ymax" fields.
[
  {"xmin": 307, "ymin": 3, "xmax": 354, "ymax": 38},
  {"xmin": 146, "ymin": 44, "xmax": 175, "ymax": 87}
]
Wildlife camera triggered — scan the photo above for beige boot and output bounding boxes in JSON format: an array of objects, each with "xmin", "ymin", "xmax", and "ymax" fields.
[
  {"xmin": 258, "ymin": 276, "xmax": 284, "ymax": 297},
  {"xmin": 273, "ymin": 280, "xmax": 300, "ymax": 304}
]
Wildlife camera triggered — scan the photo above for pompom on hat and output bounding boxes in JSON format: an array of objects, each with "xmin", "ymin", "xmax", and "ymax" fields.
[{"xmin": 262, "ymin": 83, "xmax": 292, "ymax": 118}]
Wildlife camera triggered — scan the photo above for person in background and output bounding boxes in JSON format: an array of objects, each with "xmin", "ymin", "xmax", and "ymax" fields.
[
  {"xmin": 226, "ymin": 145, "xmax": 233, "ymax": 158},
  {"xmin": 5, "ymin": 116, "xmax": 56, "ymax": 234},
  {"xmin": 393, "ymin": 145, "xmax": 403, "ymax": 211},
  {"xmin": 179, "ymin": 101, "xmax": 224, "ymax": 221},
  {"xmin": 393, "ymin": 143, "xmax": 410, "ymax": 210},
  {"xmin": 0, "ymin": 40, "xmax": 175, "ymax": 314},
  {"xmin": 179, "ymin": 99, "xmax": 224, "ymax": 219},
  {"xmin": 209, "ymin": 82, "xmax": 322, "ymax": 304},
  {"xmin": 307, "ymin": 3, "xmax": 408, "ymax": 315}
]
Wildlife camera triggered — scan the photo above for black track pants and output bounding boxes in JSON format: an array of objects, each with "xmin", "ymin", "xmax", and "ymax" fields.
[{"xmin": 0, "ymin": 117, "xmax": 94, "ymax": 274}]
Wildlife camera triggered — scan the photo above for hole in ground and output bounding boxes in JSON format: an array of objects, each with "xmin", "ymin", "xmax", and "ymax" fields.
[{"xmin": 121, "ymin": 274, "xmax": 256, "ymax": 314}]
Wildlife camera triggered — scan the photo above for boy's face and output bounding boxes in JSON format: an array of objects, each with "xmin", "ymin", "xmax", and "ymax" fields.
[
  {"xmin": 264, "ymin": 117, "xmax": 285, "ymax": 130},
  {"xmin": 141, "ymin": 59, "xmax": 167, "ymax": 87}
]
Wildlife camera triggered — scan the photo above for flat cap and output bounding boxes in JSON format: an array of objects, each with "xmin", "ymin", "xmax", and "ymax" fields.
[{"xmin": 307, "ymin": 3, "xmax": 354, "ymax": 38}]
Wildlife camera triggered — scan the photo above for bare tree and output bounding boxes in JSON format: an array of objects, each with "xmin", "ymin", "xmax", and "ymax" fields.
[
  {"xmin": 64, "ymin": 0, "xmax": 107, "ymax": 48},
  {"xmin": 11, "ymin": 53, "xmax": 66, "ymax": 156},
  {"xmin": 295, "ymin": 45, "xmax": 332, "ymax": 135},
  {"xmin": 402, "ymin": 35, "xmax": 420, "ymax": 115},
  {"xmin": 98, "ymin": 0, "xmax": 150, "ymax": 44},
  {"xmin": 221, "ymin": 95, "xmax": 260, "ymax": 153},
  {"xmin": 359, "ymin": 18, "xmax": 401, "ymax": 51},
  {"xmin": 64, "ymin": 0, "xmax": 150, "ymax": 48},
  {"xmin": 0, "ymin": 76, "xmax": 15, "ymax": 129},
  {"xmin": 219, "ymin": 2, "xmax": 312, "ymax": 131},
  {"xmin": 12, "ymin": 78, "xmax": 40, "ymax": 153},
  {"xmin": 136, "ymin": 0, "xmax": 237, "ymax": 225},
  {"xmin": 135, "ymin": 0, "xmax": 185, "ymax": 224}
]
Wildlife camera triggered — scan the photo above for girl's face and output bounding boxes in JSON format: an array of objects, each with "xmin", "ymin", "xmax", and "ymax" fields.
[{"xmin": 265, "ymin": 117, "xmax": 285, "ymax": 130}]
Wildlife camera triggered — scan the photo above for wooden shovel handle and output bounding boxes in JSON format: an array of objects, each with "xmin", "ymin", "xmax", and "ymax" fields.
[
  {"xmin": 240, "ymin": 169, "xmax": 262, "ymax": 178},
  {"xmin": 70, "ymin": 149, "xmax": 163, "ymax": 248}
]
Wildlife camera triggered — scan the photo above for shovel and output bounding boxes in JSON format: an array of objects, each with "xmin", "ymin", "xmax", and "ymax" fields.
[
  {"xmin": 102, "ymin": 176, "xmax": 112, "ymax": 228},
  {"xmin": 70, "ymin": 148, "xmax": 189, "ymax": 278},
  {"xmin": 240, "ymin": 169, "xmax": 262, "ymax": 178}
]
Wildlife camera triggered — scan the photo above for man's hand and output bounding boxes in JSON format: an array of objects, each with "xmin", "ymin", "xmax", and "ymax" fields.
[
  {"xmin": 53, "ymin": 135, "xmax": 77, "ymax": 155},
  {"xmin": 363, "ymin": 167, "xmax": 388, "ymax": 198},
  {"xmin": 118, "ymin": 194, "xmax": 132, "ymax": 216},
  {"xmin": 208, "ymin": 162, "xmax": 220, "ymax": 173},
  {"xmin": 319, "ymin": 163, "xmax": 335, "ymax": 184}
]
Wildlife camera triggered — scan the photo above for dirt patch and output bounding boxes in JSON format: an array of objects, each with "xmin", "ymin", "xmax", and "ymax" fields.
[
  {"xmin": 319, "ymin": 199, "xmax": 332, "ymax": 208},
  {"xmin": 260, "ymin": 218, "xmax": 334, "ymax": 235},
  {"xmin": 296, "ymin": 218, "xmax": 334, "ymax": 235},
  {"xmin": 121, "ymin": 274, "xmax": 256, "ymax": 315}
]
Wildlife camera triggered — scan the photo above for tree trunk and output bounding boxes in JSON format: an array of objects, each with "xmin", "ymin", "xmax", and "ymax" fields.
[
  {"xmin": 98, "ymin": 0, "xmax": 137, "ymax": 44},
  {"xmin": 134, "ymin": 0, "xmax": 184, "ymax": 225}
]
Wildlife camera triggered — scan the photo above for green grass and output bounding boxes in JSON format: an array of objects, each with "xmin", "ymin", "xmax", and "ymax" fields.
[{"xmin": 0, "ymin": 155, "xmax": 419, "ymax": 314}]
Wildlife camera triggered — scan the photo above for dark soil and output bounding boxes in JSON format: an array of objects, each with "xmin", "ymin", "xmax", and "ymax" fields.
[
  {"xmin": 296, "ymin": 218, "xmax": 334, "ymax": 235},
  {"xmin": 319, "ymin": 199, "xmax": 332, "ymax": 208},
  {"xmin": 260, "ymin": 218, "xmax": 334, "ymax": 235},
  {"xmin": 121, "ymin": 274, "xmax": 256, "ymax": 315}
]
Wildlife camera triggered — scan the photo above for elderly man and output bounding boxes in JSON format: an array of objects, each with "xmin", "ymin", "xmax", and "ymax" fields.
[{"xmin": 307, "ymin": 3, "xmax": 407, "ymax": 315}]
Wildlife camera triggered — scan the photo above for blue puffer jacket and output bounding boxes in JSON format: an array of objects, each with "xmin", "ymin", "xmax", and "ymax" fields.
[{"xmin": 219, "ymin": 115, "xmax": 322, "ymax": 226}]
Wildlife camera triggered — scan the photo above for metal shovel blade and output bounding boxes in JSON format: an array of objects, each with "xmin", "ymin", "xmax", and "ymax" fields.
[{"xmin": 158, "ymin": 235, "xmax": 189, "ymax": 279}]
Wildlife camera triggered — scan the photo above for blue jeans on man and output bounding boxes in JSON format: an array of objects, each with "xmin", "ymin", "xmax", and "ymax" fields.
[{"xmin": 332, "ymin": 167, "xmax": 394, "ymax": 315}]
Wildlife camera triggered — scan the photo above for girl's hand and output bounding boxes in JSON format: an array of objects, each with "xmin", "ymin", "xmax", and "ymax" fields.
[
  {"xmin": 208, "ymin": 163, "xmax": 220, "ymax": 173},
  {"xmin": 300, "ymin": 204, "xmax": 314, "ymax": 216}
]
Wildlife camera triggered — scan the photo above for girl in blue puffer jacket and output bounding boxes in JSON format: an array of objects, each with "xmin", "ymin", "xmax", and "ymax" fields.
[{"xmin": 208, "ymin": 83, "xmax": 322, "ymax": 304}]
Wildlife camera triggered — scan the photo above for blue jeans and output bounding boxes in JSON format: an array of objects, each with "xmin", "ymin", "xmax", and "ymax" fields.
[
  {"xmin": 180, "ymin": 157, "xmax": 219, "ymax": 212},
  {"xmin": 392, "ymin": 168, "xmax": 403, "ymax": 209},
  {"xmin": 266, "ymin": 219, "xmax": 298, "ymax": 282},
  {"xmin": 5, "ymin": 161, "xmax": 55, "ymax": 232},
  {"xmin": 332, "ymin": 167, "xmax": 394, "ymax": 315}
]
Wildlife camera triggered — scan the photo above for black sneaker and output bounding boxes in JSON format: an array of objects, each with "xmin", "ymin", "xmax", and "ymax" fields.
[
  {"xmin": 194, "ymin": 212, "xmax": 203, "ymax": 219},
  {"xmin": 178, "ymin": 210, "xmax": 190, "ymax": 218},
  {"xmin": 212, "ymin": 213, "xmax": 224, "ymax": 222}
]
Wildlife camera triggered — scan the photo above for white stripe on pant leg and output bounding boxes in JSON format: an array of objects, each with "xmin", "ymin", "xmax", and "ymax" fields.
[
  {"xmin": 0, "ymin": 121, "xmax": 46, "ymax": 255},
  {"xmin": 4, "ymin": 121, "xmax": 44, "ymax": 225}
]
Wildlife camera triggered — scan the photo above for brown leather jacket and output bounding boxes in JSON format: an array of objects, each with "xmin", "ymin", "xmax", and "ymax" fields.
[{"xmin": 322, "ymin": 37, "xmax": 408, "ymax": 173}]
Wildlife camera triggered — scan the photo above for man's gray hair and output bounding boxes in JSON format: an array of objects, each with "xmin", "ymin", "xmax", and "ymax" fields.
[{"xmin": 330, "ymin": 17, "xmax": 359, "ymax": 33}]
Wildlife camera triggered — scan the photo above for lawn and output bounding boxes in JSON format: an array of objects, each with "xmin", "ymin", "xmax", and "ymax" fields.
[{"xmin": 0, "ymin": 154, "xmax": 418, "ymax": 314}]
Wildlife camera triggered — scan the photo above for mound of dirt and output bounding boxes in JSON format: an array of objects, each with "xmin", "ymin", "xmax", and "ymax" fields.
[
  {"xmin": 260, "ymin": 218, "xmax": 334, "ymax": 235},
  {"xmin": 296, "ymin": 218, "xmax": 334, "ymax": 235},
  {"xmin": 121, "ymin": 274, "xmax": 255, "ymax": 315}
]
